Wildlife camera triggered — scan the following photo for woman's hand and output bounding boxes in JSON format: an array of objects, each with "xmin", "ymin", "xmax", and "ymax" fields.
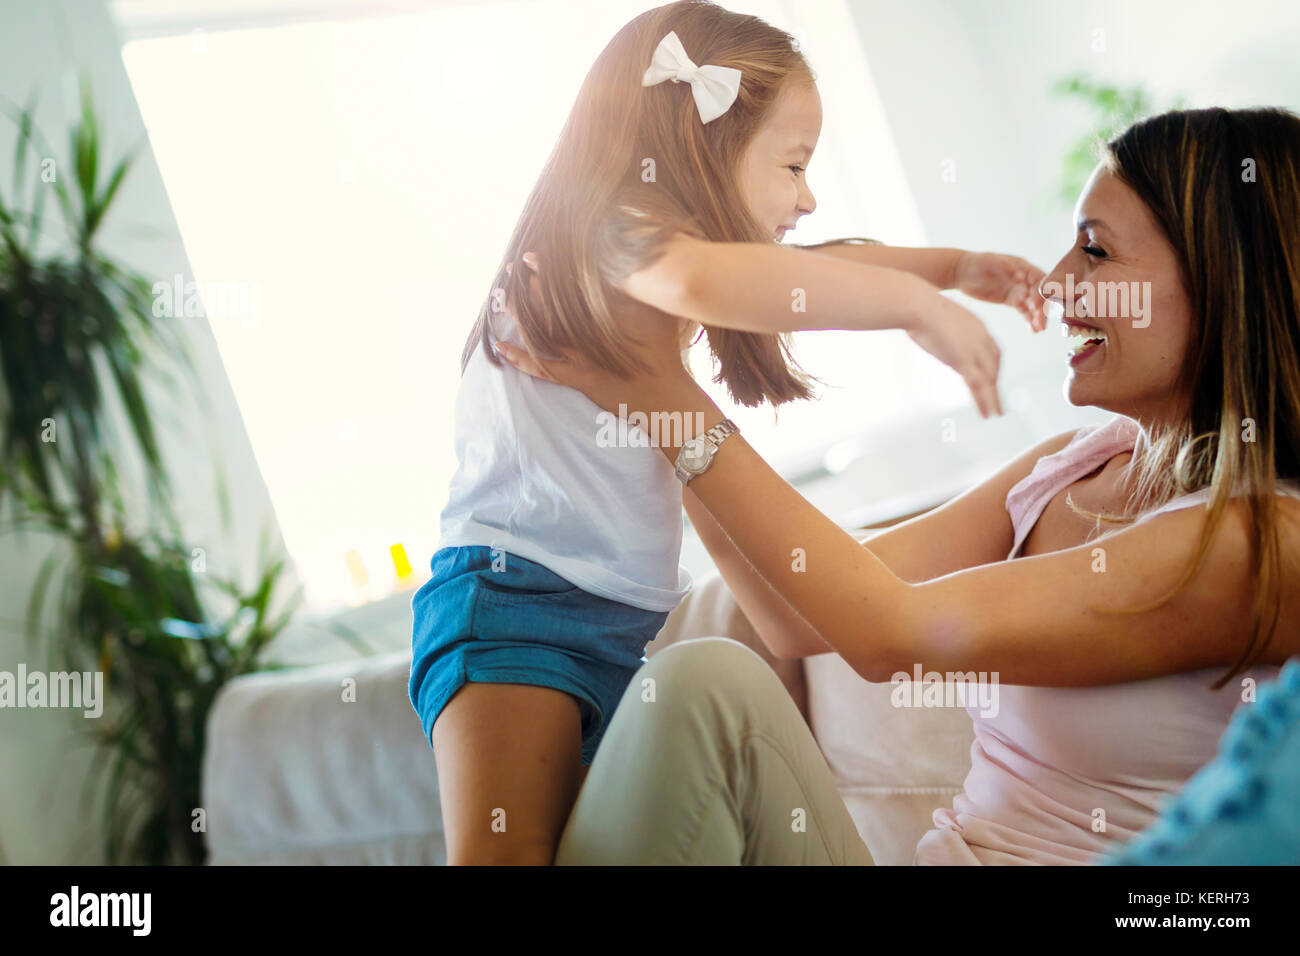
[
  {"xmin": 906, "ymin": 292, "xmax": 1004, "ymax": 418},
  {"xmin": 498, "ymin": 253, "xmax": 697, "ymax": 418},
  {"xmin": 953, "ymin": 251, "xmax": 1049, "ymax": 332}
]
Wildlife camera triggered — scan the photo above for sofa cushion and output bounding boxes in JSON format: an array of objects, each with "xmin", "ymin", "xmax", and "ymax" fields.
[
  {"xmin": 789, "ymin": 527, "xmax": 976, "ymax": 864},
  {"xmin": 203, "ymin": 650, "xmax": 445, "ymax": 864},
  {"xmin": 803, "ymin": 650, "xmax": 974, "ymax": 865}
]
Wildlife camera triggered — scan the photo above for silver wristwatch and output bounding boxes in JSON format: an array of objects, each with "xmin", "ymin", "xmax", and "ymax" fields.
[{"xmin": 674, "ymin": 419, "xmax": 739, "ymax": 485}]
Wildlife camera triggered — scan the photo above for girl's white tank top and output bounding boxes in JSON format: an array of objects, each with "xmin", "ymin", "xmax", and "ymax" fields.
[{"xmin": 437, "ymin": 306, "xmax": 693, "ymax": 612}]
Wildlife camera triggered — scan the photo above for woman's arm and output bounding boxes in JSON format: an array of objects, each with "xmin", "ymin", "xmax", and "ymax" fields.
[
  {"xmin": 683, "ymin": 485, "xmax": 833, "ymax": 657},
  {"xmin": 686, "ymin": 428, "xmax": 1079, "ymax": 660},
  {"xmin": 656, "ymin": 380, "xmax": 1299, "ymax": 685}
]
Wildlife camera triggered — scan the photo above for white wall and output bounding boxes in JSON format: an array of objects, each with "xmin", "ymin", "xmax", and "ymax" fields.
[
  {"xmin": 0, "ymin": 0, "xmax": 296, "ymax": 863},
  {"xmin": 844, "ymin": 0, "xmax": 1300, "ymax": 431}
]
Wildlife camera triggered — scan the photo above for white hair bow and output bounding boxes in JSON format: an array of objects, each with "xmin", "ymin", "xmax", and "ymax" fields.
[{"xmin": 641, "ymin": 30, "xmax": 742, "ymax": 124}]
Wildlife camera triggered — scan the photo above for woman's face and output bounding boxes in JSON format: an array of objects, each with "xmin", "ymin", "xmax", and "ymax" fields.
[
  {"xmin": 1039, "ymin": 164, "xmax": 1195, "ymax": 426},
  {"xmin": 738, "ymin": 79, "xmax": 821, "ymax": 243}
]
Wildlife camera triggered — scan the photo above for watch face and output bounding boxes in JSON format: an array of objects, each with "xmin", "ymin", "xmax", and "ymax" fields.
[{"xmin": 681, "ymin": 438, "xmax": 710, "ymax": 472}]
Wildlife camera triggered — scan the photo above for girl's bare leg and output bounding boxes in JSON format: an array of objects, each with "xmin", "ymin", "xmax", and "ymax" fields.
[{"xmin": 432, "ymin": 681, "xmax": 586, "ymax": 865}]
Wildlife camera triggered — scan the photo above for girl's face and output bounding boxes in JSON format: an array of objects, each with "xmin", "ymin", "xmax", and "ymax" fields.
[
  {"xmin": 738, "ymin": 80, "xmax": 821, "ymax": 243},
  {"xmin": 1038, "ymin": 164, "xmax": 1195, "ymax": 427}
]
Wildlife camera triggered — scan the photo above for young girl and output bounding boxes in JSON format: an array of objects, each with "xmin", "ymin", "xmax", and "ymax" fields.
[{"xmin": 409, "ymin": 0, "xmax": 1046, "ymax": 865}]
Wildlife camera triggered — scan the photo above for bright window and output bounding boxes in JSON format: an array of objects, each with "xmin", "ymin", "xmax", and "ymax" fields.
[{"xmin": 116, "ymin": 0, "xmax": 958, "ymax": 615}]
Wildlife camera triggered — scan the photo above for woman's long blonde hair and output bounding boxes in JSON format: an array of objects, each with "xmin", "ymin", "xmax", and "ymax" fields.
[
  {"xmin": 1074, "ymin": 107, "xmax": 1300, "ymax": 688},
  {"xmin": 460, "ymin": 0, "xmax": 818, "ymax": 407}
]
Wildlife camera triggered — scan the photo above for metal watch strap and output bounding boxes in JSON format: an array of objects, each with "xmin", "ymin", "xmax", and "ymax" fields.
[
  {"xmin": 703, "ymin": 419, "xmax": 738, "ymax": 446},
  {"xmin": 675, "ymin": 418, "xmax": 739, "ymax": 484}
]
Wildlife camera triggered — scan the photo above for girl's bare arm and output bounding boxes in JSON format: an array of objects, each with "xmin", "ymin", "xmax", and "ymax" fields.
[
  {"xmin": 619, "ymin": 233, "xmax": 939, "ymax": 335},
  {"xmin": 789, "ymin": 238, "xmax": 964, "ymax": 290}
]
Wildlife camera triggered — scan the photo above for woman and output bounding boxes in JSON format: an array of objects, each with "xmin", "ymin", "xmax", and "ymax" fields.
[{"xmin": 495, "ymin": 107, "xmax": 1300, "ymax": 865}]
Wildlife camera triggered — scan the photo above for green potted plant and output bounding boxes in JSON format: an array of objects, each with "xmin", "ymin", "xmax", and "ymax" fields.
[
  {"xmin": 0, "ymin": 75, "xmax": 368, "ymax": 865},
  {"xmin": 1049, "ymin": 73, "xmax": 1187, "ymax": 207}
]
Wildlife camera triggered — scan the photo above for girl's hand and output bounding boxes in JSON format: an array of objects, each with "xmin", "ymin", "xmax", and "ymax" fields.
[
  {"xmin": 498, "ymin": 253, "xmax": 693, "ymax": 416},
  {"xmin": 953, "ymin": 251, "xmax": 1049, "ymax": 332},
  {"xmin": 906, "ymin": 293, "xmax": 1003, "ymax": 418}
]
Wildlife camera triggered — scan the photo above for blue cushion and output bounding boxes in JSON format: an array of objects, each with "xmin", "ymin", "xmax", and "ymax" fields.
[{"xmin": 1104, "ymin": 656, "xmax": 1300, "ymax": 865}]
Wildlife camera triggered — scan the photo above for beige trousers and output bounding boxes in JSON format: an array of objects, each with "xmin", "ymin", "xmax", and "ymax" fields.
[{"xmin": 555, "ymin": 637, "xmax": 876, "ymax": 865}]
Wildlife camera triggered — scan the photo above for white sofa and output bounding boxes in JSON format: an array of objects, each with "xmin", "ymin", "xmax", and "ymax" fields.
[{"xmin": 201, "ymin": 529, "xmax": 976, "ymax": 866}]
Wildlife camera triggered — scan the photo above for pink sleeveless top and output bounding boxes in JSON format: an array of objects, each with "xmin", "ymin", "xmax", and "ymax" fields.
[{"xmin": 912, "ymin": 414, "xmax": 1298, "ymax": 865}]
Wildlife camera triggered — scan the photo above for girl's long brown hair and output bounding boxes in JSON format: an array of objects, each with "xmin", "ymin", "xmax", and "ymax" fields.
[
  {"xmin": 461, "ymin": 0, "xmax": 818, "ymax": 407},
  {"xmin": 1072, "ymin": 107, "xmax": 1300, "ymax": 688}
]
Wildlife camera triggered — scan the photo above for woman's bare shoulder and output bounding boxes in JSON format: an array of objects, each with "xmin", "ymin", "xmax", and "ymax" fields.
[{"xmin": 860, "ymin": 427, "xmax": 1083, "ymax": 582}]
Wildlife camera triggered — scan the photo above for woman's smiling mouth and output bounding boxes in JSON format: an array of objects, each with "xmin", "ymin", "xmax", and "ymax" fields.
[{"xmin": 1063, "ymin": 320, "xmax": 1108, "ymax": 365}]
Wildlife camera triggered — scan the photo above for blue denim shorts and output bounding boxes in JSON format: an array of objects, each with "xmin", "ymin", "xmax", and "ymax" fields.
[{"xmin": 408, "ymin": 546, "xmax": 670, "ymax": 765}]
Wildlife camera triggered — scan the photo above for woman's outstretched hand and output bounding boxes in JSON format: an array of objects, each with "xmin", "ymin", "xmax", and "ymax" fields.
[{"xmin": 497, "ymin": 253, "xmax": 695, "ymax": 417}]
